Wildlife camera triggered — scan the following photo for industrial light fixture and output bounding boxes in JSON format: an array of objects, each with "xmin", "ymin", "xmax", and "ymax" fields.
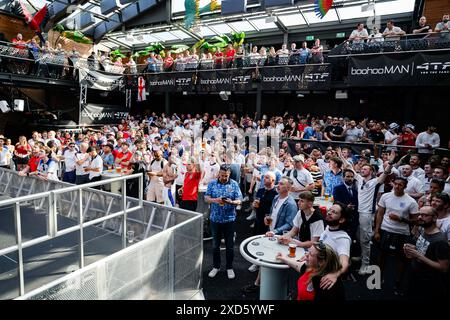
[
  {"xmin": 0, "ymin": 100, "xmax": 10, "ymax": 113},
  {"xmin": 13, "ymin": 99, "xmax": 24, "ymax": 112},
  {"xmin": 335, "ymin": 90, "xmax": 348, "ymax": 99},
  {"xmin": 219, "ymin": 91, "xmax": 230, "ymax": 101}
]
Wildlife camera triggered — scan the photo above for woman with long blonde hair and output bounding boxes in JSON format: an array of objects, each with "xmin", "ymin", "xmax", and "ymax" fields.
[
  {"xmin": 277, "ymin": 241, "xmax": 345, "ymax": 301},
  {"xmin": 14, "ymin": 135, "xmax": 31, "ymax": 171}
]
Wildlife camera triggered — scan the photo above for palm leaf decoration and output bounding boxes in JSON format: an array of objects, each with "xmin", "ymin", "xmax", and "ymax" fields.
[
  {"xmin": 62, "ymin": 30, "xmax": 93, "ymax": 44},
  {"xmin": 192, "ymin": 39, "xmax": 205, "ymax": 49},
  {"xmin": 171, "ymin": 44, "xmax": 189, "ymax": 53},
  {"xmin": 52, "ymin": 24, "xmax": 65, "ymax": 33},
  {"xmin": 231, "ymin": 31, "xmax": 245, "ymax": 47}
]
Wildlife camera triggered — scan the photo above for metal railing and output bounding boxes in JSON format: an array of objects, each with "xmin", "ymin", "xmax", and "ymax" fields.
[
  {"xmin": 0, "ymin": 40, "xmax": 126, "ymax": 79},
  {"xmin": 329, "ymin": 31, "xmax": 450, "ymax": 57},
  {"xmin": 16, "ymin": 210, "xmax": 203, "ymax": 300},
  {"xmin": 0, "ymin": 169, "xmax": 144, "ymax": 297}
]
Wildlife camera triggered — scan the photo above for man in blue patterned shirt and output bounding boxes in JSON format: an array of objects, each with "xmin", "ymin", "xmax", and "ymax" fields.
[
  {"xmin": 322, "ymin": 157, "xmax": 344, "ymax": 197},
  {"xmin": 205, "ymin": 164, "xmax": 243, "ymax": 280}
]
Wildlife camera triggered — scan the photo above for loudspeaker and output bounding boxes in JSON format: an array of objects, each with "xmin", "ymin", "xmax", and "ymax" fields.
[
  {"xmin": 219, "ymin": 91, "xmax": 229, "ymax": 101},
  {"xmin": 0, "ymin": 100, "xmax": 10, "ymax": 113},
  {"xmin": 14, "ymin": 99, "xmax": 24, "ymax": 112}
]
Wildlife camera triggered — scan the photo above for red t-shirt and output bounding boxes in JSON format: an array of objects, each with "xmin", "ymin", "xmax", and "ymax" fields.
[
  {"xmin": 399, "ymin": 133, "xmax": 416, "ymax": 146},
  {"xmin": 214, "ymin": 51, "xmax": 223, "ymax": 62},
  {"xmin": 116, "ymin": 150, "xmax": 132, "ymax": 168},
  {"xmin": 15, "ymin": 144, "xmax": 31, "ymax": 156},
  {"xmin": 297, "ymin": 270, "xmax": 315, "ymax": 301},
  {"xmin": 182, "ymin": 172, "xmax": 201, "ymax": 201},
  {"xmin": 226, "ymin": 49, "xmax": 236, "ymax": 62},
  {"xmin": 297, "ymin": 123, "xmax": 307, "ymax": 132},
  {"xmin": 28, "ymin": 156, "xmax": 40, "ymax": 172}
]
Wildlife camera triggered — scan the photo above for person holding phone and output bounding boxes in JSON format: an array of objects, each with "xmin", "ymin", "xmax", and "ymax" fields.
[{"xmin": 204, "ymin": 165, "xmax": 243, "ymax": 280}]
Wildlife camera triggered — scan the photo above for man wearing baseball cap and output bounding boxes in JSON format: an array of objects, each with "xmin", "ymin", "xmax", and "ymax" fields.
[
  {"xmin": 289, "ymin": 154, "xmax": 315, "ymax": 201},
  {"xmin": 385, "ymin": 122, "xmax": 400, "ymax": 152}
]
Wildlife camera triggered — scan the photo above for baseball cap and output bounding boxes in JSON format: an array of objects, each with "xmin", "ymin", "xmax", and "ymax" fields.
[
  {"xmin": 405, "ymin": 124, "xmax": 415, "ymax": 130},
  {"xmin": 389, "ymin": 122, "xmax": 399, "ymax": 130},
  {"xmin": 293, "ymin": 155, "xmax": 305, "ymax": 163}
]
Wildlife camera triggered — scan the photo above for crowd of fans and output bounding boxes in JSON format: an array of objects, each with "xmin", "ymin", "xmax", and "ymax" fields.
[
  {"xmin": 0, "ymin": 111, "xmax": 448, "ymax": 300},
  {"xmin": 2, "ymin": 13, "xmax": 448, "ymax": 78}
]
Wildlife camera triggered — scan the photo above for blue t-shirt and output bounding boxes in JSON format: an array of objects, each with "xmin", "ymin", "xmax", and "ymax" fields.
[{"xmin": 205, "ymin": 179, "xmax": 243, "ymax": 223}]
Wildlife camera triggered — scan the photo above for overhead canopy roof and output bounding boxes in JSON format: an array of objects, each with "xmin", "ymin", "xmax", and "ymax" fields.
[
  {"xmin": 0, "ymin": 0, "xmax": 416, "ymax": 50},
  {"xmin": 100, "ymin": 0, "xmax": 416, "ymax": 50}
]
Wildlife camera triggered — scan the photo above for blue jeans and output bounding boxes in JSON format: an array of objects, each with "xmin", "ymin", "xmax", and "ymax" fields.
[{"xmin": 210, "ymin": 221, "xmax": 235, "ymax": 269}]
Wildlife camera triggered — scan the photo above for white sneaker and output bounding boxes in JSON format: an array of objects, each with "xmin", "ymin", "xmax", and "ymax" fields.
[
  {"xmin": 236, "ymin": 205, "xmax": 242, "ymax": 210},
  {"xmin": 246, "ymin": 211, "xmax": 256, "ymax": 220},
  {"xmin": 358, "ymin": 265, "xmax": 370, "ymax": 275},
  {"xmin": 227, "ymin": 269, "xmax": 235, "ymax": 279},
  {"xmin": 243, "ymin": 196, "xmax": 249, "ymax": 202},
  {"xmin": 248, "ymin": 264, "xmax": 259, "ymax": 273},
  {"xmin": 208, "ymin": 268, "xmax": 220, "ymax": 278}
]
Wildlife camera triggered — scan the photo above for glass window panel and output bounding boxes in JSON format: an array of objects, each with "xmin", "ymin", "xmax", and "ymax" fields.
[
  {"xmin": 170, "ymin": 30, "xmax": 191, "ymax": 39},
  {"xmin": 337, "ymin": 5, "xmax": 373, "ymax": 21},
  {"xmin": 228, "ymin": 21, "xmax": 255, "ymax": 32},
  {"xmin": 208, "ymin": 23, "xmax": 233, "ymax": 34},
  {"xmin": 199, "ymin": 25, "xmax": 216, "ymax": 37},
  {"xmin": 278, "ymin": 13, "xmax": 306, "ymax": 27},
  {"xmin": 152, "ymin": 31, "xmax": 179, "ymax": 41},
  {"xmin": 250, "ymin": 18, "xmax": 278, "ymax": 30},
  {"xmin": 375, "ymin": 0, "xmax": 415, "ymax": 16}
]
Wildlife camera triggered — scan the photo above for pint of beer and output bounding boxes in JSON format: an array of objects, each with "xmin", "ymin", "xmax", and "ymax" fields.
[
  {"xmin": 264, "ymin": 215, "xmax": 273, "ymax": 226},
  {"xmin": 116, "ymin": 166, "xmax": 122, "ymax": 173},
  {"xmin": 288, "ymin": 242, "xmax": 297, "ymax": 258}
]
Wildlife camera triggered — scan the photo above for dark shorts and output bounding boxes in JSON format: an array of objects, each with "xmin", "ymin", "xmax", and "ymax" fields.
[{"xmin": 379, "ymin": 230, "xmax": 409, "ymax": 256}]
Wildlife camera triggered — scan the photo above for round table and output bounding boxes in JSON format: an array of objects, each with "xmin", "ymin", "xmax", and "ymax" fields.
[{"xmin": 240, "ymin": 235, "xmax": 305, "ymax": 300}]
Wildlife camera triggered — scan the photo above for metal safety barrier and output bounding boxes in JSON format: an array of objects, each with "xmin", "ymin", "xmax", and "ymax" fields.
[{"xmin": 0, "ymin": 168, "xmax": 202, "ymax": 299}]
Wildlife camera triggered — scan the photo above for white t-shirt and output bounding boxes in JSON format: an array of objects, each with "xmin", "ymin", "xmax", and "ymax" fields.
[
  {"xmin": 384, "ymin": 130, "xmax": 398, "ymax": 151},
  {"xmin": 63, "ymin": 149, "xmax": 77, "ymax": 172},
  {"xmin": 415, "ymin": 132, "xmax": 440, "ymax": 154},
  {"xmin": 437, "ymin": 215, "xmax": 450, "ymax": 242},
  {"xmin": 75, "ymin": 152, "xmax": 90, "ymax": 176},
  {"xmin": 270, "ymin": 196, "xmax": 288, "ymax": 232},
  {"xmin": 355, "ymin": 175, "xmax": 380, "ymax": 214},
  {"xmin": 293, "ymin": 210, "xmax": 325, "ymax": 239},
  {"xmin": 289, "ymin": 168, "xmax": 314, "ymax": 199},
  {"xmin": 0, "ymin": 146, "xmax": 10, "ymax": 166},
  {"xmin": 398, "ymin": 165, "xmax": 426, "ymax": 181},
  {"xmin": 319, "ymin": 226, "xmax": 351, "ymax": 257},
  {"xmin": 378, "ymin": 191, "xmax": 419, "ymax": 235},
  {"xmin": 150, "ymin": 159, "xmax": 166, "ymax": 183},
  {"xmin": 174, "ymin": 158, "xmax": 187, "ymax": 186},
  {"xmin": 37, "ymin": 159, "xmax": 59, "ymax": 181},
  {"xmin": 88, "ymin": 155, "xmax": 103, "ymax": 180},
  {"xmin": 404, "ymin": 175, "xmax": 424, "ymax": 197},
  {"xmin": 345, "ymin": 127, "xmax": 364, "ymax": 143},
  {"xmin": 350, "ymin": 28, "xmax": 369, "ymax": 43},
  {"xmin": 201, "ymin": 162, "xmax": 220, "ymax": 189}
]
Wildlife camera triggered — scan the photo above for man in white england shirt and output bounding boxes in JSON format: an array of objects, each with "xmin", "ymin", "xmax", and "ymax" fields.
[
  {"xmin": 374, "ymin": 177, "xmax": 419, "ymax": 295},
  {"xmin": 341, "ymin": 149, "xmax": 396, "ymax": 275},
  {"xmin": 289, "ymin": 155, "xmax": 314, "ymax": 201}
]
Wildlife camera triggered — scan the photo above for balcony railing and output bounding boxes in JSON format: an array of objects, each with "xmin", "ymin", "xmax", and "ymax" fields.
[{"xmin": 329, "ymin": 32, "xmax": 450, "ymax": 56}]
